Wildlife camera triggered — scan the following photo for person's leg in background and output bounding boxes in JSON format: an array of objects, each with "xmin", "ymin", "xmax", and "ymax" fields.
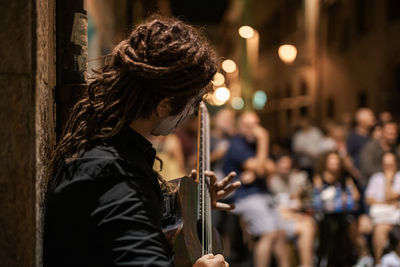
[
  {"xmin": 294, "ymin": 215, "xmax": 316, "ymax": 267},
  {"xmin": 254, "ymin": 231, "xmax": 277, "ymax": 267},
  {"xmin": 372, "ymin": 223, "xmax": 393, "ymax": 264},
  {"xmin": 235, "ymin": 194, "xmax": 289, "ymax": 267},
  {"xmin": 272, "ymin": 230, "xmax": 290, "ymax": 267},
  {"xmin": 351, "ymin": 214, "xmax": 374, "ymax": 266}
]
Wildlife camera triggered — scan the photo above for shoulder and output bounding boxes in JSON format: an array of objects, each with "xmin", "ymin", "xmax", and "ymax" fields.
[
  {"xmin": 269, "ymin": 174, "xmax": 281, "ymax": 185},
  {"xmin": 54, "ymin": 144, "xmax": 141, "ymax": 194},
  {"xmin": 394, "ymin": 171, "xmax": 400, "ymax": 181},
  {"xmin": 313, "ymin": 174, "xmax": 323, "ymax": 188},
  {"xmin": 311, "ymin": 126, "xmax": 323, "ymax": 135},
  {"xmin": 347, "ymin": 131, "xmax": 356, "ymax": 139},
  {"xmin": 347, "ymin": 131, "xmax": 362, "ymax": 140},
  {"xmin": 367, "ymin": 172, "xmax": 384, "ymax": 185},
  {"xmin": 227, "ymin": 135, "xmax": 247, "ymax": 151},
  {"xmin": 71, "ymin": 145, "xmax": 128, "ymax": 179},
  {"xmin": 293, "ymin": 130, "xmax": 302, "ymax": 138},
  {"xmin": 291, "ymin": 170, "xmax": 309, "ymax": 183},
  {"xmin": 363, "ymin": 139, "xmax": 379, "ymax": 150}
]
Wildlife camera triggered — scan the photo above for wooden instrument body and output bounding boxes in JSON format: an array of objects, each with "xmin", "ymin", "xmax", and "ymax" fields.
[{"xmin": 163, "ymin": 176, "xmax": 223, "ymax": 267}]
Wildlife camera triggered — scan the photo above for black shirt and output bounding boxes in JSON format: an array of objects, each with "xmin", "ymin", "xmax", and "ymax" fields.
[{"xmin": 43, "ymin": 128, "xmax": 174, "ymax": 267}]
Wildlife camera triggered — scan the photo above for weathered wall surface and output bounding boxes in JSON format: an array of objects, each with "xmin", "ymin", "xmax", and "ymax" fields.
[
  {"xmin": 35, "ymin": 0, "xmax": 56, "ymax": 266},
  {"xmin": 0, "ymin": 0, "xmax": 55, "ymax": 266},
  {"xmin": 0, "ymin": 0, "xmax": 36, "ymax": 266}
]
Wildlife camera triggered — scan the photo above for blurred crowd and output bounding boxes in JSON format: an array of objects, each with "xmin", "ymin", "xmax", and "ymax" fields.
[{"xmin": 152, "ymin": 107, "xmax": 400, "ymax": 267}]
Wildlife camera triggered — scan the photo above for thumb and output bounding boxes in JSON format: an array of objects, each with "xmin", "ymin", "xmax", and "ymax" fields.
[{"xmin": 189, "ymin": 169, "xmax": 197, "ymax": 180}]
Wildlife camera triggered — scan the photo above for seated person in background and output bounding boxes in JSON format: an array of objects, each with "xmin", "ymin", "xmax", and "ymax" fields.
[
  {"xmin": 381, "ymin": 226, "xmax": 400, "ymax": 267},
  {"xmin": 209, "ymin": 109, "xmax": 241, "ymax": 263},
  {"xmin": 360, "ymin": 120, "xmax": 400, "ymax": 187},
  {"xmin": 320, "ymin": 123, "xmax": 361, "ymax": 180},
  {"xmin": 346, "ymin": 108, "xmax": 375, "ymax": 176},
  {"xmin": 223, "ymin": 112, "xmax": 289, "ymax": 267},
  {"xmin": 292, "ymin": 116, "xmax": 324, "ymax": 178},
  {"xmin": 313, "ymin": 151, "xmax": 360, "ymax": 266},
  {"xmin": 313, "ymin": 151, "xmax": 360, "ymax": 213},
  {"xmin": 365, "ymin": 152, "xmax": 400, "ymax": 264},
  {"xmin": 269, "ymin": 154, "xmax": 316, "ymax": 267}
]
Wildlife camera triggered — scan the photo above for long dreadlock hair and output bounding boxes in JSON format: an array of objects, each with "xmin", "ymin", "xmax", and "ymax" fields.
[{"xmin": 45, "ymin": 15, "xmax": 217, "ymax": 199}]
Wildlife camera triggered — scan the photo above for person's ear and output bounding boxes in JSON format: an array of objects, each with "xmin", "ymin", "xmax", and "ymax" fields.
[{"xmin": 155, "ymin": 98, "xmax": 172, "ymax": 118}]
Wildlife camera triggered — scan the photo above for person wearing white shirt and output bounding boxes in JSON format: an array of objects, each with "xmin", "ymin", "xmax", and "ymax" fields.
[{"xmin": 365, "ymin": 152, "xmax": 400, "ymax": 264}]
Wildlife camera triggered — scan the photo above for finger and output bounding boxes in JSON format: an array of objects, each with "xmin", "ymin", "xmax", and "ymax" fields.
[
  {"xmin": 213, "ymin": 202, "xmax": 235, "ymax": 211},
  {"xmin": 216, "ymin": 181, "xmax": 241, "ymax": 198},
  {"xmin": 217, "ymin": 172, "xmax": 237, "ymax": 189},
  {"xmin": 205, "ymin": 171, "xmax": 217, "ymax": 185},
  {"xmin": 189, "ymin": 169, "xmax": 197, "ymax": 180},
  {"xmin": 204, "ymin": 253, "xmax": 214, "ymax": 259},
  {"xmin": 225, "ymin": 261, "xmax": 229, "ymax": 267},
  {"xmin": 216, "ymin": 181, "xmax": 241, "ymax": 197},
  {"xmin": 213, "ymin": 254, "xmax": 225, "ymax": 262}
]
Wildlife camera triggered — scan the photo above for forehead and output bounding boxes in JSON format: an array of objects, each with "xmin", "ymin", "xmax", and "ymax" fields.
[
  {"xmin": 383, "ymin": 123, "xmax": 397, "ymax": 130},
  {"xmin": 327, "ymin": 153, "xmax": 339, "ymax": 160},
  {"xmin": 240, "ymin": 113, "xmax": 259, "ymax": 124},
  {"xmin": 383, "ymin": 153, "xmax": 396, "ymax": 162}
]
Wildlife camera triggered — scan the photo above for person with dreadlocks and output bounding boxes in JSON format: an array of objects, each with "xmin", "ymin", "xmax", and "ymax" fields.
[{"xmin": 43, "ymin": 16, "xmax": 239, "ymax": 267}]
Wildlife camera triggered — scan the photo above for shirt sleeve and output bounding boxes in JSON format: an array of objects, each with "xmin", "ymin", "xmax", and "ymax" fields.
[
  {"xmin": 223, "ymin": 138, "xmax": 254, "ymax": 174},
  {"xmin": 392, "ymin": 173, "xmax": 400, "ymax": 194},
  {"xmin": 346, "ymin": 133, "xmax": 357, "ymax": 158},
  {"xmin": 91, "ymin": 178, "xmax": 173, "ymax": 267},
  {"xmin": 269, "ymin": 175, "xmax": 283, "ymax": 194},
  {"xmin": 365, "ymin": 174, "xmax": 380, "ymax": 201},
  {"xmin": 360, "ymin": 142, "xmax": 381, "ymax": 178}
]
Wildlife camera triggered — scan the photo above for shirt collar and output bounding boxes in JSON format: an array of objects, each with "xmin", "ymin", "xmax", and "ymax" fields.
[{"xmin": 112, "ymin": 127, "xmax": 156, "ymax": 167}]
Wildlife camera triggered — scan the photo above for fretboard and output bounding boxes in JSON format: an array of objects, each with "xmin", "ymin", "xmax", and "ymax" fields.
[{"xmin": 197, "ymin": 101, "xmax": 212, "ymax": 255}]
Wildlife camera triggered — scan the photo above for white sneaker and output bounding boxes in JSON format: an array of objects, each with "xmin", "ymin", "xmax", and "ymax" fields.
[{"xmin": 354, "ymin": 256, "xmax": 374, "ymax": 267}]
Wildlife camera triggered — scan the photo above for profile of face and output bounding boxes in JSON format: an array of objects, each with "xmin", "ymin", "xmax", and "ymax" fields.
[
  {"xmin": 382, "ymin": 123, "xmax": 398, "ymax": 145},
  {"xmin": 382, "ymin": 153, "xmax": 398, "ymax": 173},
  {"xmin": 277, "ymin": 156, "xmax": 293, "ymax": 175},
  {"xmin": 325, "ymin": 152, "xmax": 341, "ymax": 174},
  {"xmin": 151, "ymin": 96, "xmax": 198, "ymax": 136},
  {"xmin": 238, "ymin": 112, "xmax": 260, "ymax": 142}
]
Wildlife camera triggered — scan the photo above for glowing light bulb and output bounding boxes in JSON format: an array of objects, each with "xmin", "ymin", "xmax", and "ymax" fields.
[
  {"xmin": 212, "ymin": 72, "xmax": 225, "ymax": 86},
  {"xmin": 231, "ymin": 97, "xmax": 244, "ymax": 110},
  {"xmin": 253, "ymin": 90, "xmax": 267, "ymax": 110},
  {"xmin": 238, "ymin": 26, "xmax": 255, "ymax": 39},
  {"xmin": 214, "ymin": 87, "xmax": 230, "ymax": 102},
  {"xmin": 222, "ymin": 59, "xmax": 237, "ymax": 73},
  {"xmin": 211, "ymin": 94, "xmax": 226, "ymax": 106},
  {"xmin": 278, "ymin": 44, "xmax": 297, "ymax": 64}
]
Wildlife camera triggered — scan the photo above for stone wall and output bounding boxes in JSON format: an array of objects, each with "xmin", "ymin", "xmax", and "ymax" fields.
[
  {"xmin": 0, "ymin": 0, "xmax": 55, "ymax": 266},
  {"xmin": 35, "ymin": 0, "xmax": 56, "ymax": 266}
]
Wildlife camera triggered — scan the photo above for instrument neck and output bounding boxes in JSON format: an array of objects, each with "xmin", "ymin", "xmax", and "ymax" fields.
[{"xmin": 197, "ymin": 102, "xmax": 212, "ymax": 255}]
